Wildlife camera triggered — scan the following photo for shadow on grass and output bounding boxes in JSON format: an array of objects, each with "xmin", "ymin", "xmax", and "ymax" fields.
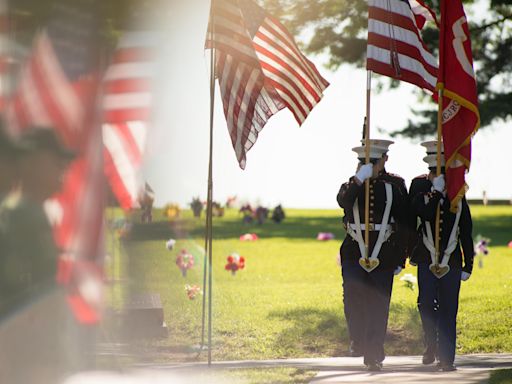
[
  {"xmin": 266, "ymin": 302, "xmax": 423, "ymax": 358},
  {"xmin": 472, "ymin": 214, "xmax": 512, "ymax": 246},
  {"xmin": 127, "ymin": 215, "xmax": 345, "ymax": 242},
  {"xmin": 387, "ymin": 302, "xmax": 423, "ymax": 355},
  {"xmin": 267, "ymin": 306, "xmax": 348, "ymax": 357},
  {"xmin": 126, "ymin": 208, "xmax": 512, "ymax": 247}
]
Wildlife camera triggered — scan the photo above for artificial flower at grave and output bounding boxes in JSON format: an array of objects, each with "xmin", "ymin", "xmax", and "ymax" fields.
[
  {"xmin": 226, "ymin": 195, "xmax": 238, "ymax": 208},
  {"xmin": 240, "ymin": 233, "xmax": 258, "ymax": 241},
  {"xmin": 474, "ymin": 234, "xmax": 491, "ymax": 268},
  {"xmin": 166, "ymin": 238, "xmax": 176, "ymax": 251},
  {"xmin": 176, "ymin": 249, "xmax": 195, "ymax": 277},
  {"xmin": 185, "ymin": 284, "xmax": 202, "ymax": 300},
  {"xmin": 317, "ymin": 232, "xmax": 335, "ymax": 241},
  {"xmin": 400, "ymin": 273, "xmax": 417, "ymax": 291},
  {"xmin": 163, "ymin": 203, "xmax": 181, "ymax": 219},
  {"xmin": 271, "ymin": 204, "xmax": 285, "ymax": 223},
  {"xmin": 255, "ymin": 206, "xmax": 269, "ymax": 224},
  {"xmin": 211, "ymin": 201, "xmax": 225, "ymax": 217},
  {"xmin": 240, "ymin": 204, "xmax": 254, "ymax": 223},
  {"xmin": 225, "ymin": 253, "xmax": 245, "ymax": 275},
  {"xmin": 190, "ymin": 197, "xmax": 204, "ymax": 218}
]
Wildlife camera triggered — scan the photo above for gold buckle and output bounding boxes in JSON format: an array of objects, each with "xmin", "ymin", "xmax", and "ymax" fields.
[{"xmin": 367, "ymin": 223, "xmax": 374, "ymax": 231}]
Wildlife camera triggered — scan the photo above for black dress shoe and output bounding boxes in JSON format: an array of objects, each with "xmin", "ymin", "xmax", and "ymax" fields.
[
  {"xmin": 348, "ymin": 341, "xmax": 363, "ymax": 357},
  {"xmin": 438, "ymin": 362, "xmax": 456, "ymax": 371},
  {"xmin": 422, "ymin": 347, "xmax": 436, "ymax": 365},
  {"xmin": 366, "ymin": 361, "xmax": 383, "ymax": 372}
]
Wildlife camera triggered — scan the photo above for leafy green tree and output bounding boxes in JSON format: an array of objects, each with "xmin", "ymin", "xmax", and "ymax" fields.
[{"xmin": 262, "ymin": 0, "xmax": 512, "ymax": 138}]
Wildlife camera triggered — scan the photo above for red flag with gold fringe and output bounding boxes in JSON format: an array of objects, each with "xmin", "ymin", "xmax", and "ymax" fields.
[{"xmin": 437, "ymin": 0, "xmax": 480, "ymax": 212}]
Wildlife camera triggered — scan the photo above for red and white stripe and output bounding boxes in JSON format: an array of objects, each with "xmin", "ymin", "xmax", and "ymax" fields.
[
  {"xmin": 366, "ymin": 0, "xmax": 438, "ymax": 93},
  {"xmin": 253, "ymin": 15, "xmax": 329, "ymax": 125},
  {"xmin": 207, "ymin": 0, "xmax": 328, "ymax": 169},
  {"xmin": 6, "ymin": 31, "xmax": 85, "ymax": 145},
  {"xmin": 103, "ymin": 121, "xmax": 147, "ymax": 210},
  {"xmin": 409, "ymin": 0, "xmax": 438, "ymax": 29},
  {"xmin": 102, "ymin": 31, "xmax": 155, "ymax": 210}
]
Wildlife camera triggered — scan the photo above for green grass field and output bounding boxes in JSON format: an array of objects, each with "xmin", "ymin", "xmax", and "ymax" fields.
[{"xmin": 104, "ymin": 205, "xmax": 512, "ymax": 365}]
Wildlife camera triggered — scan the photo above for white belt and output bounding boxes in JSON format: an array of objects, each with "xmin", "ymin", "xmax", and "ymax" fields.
[
  {"xmin": 348, "ymin": 223, "xmax": 392, "ymax": 231},
  {"xmin": 348, "ymin": 182, "xmax": 394, "ymax": 259}
]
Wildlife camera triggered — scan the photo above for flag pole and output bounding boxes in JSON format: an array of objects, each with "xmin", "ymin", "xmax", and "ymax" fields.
[
  {"xmin": 364, "ymin": 70, "xmax": 372, "ymax": 261},
  {"xmin": 434, "ymin": 0, "xmax": 445, "ymax": 272},
  {"xmin": 199, "ymin": 206, "xmax": 208, "ymax": 353},
  {"xmin": 434, "ymin": 87, "xmax": 443, "ymax": 269},
  {"xmin": 198, "ymin": 0, "xmax": 216, "ymax": 366}
]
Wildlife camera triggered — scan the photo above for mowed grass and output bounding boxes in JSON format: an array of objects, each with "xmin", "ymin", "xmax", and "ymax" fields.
[{"xmin": 106, "ymin": 205, "xmax": 512, "ymax": 363}]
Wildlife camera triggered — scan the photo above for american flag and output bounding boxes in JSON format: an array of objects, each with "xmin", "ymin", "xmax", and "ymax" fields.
[
  {"xmin": 6, "ymin": 0, "xmax": 99, "ymax": 146},
  {"xmin": 102, "ymin": 31, "xmax": 156, "ymax": 210},
  {"xmin": 206, "ymin": 0, "xmax": 329, "ymax": 169},
  {"xmin": 366, "ymin": 0, "xmax": 438, "ymax": 93},
  {"xmin": 6, "ymin": 0, "xmax": 104, "ymax": 323},
  {"xmin": 409, "ymin": 0, "xmax": 438, "ymax": 29}
]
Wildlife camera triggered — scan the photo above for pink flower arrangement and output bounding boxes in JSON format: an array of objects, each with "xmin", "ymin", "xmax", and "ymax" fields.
[
  {"xmin": 225, "ymin": 253, "xmax": 245, "ymax": 275},
  {"xmin": 317, "ymin": 232, "xmax": 335, "ymax": 241},
  {"xmin": 176, "ymin": 249, "xmax": 194, "ymax": 277},
  {"xmin": 240, "ymin": 233, "xmax": 259, "ymax": 241},
  {"xmin": 185, "ymin": 284, "xmax": 202, "ymax": 300}
]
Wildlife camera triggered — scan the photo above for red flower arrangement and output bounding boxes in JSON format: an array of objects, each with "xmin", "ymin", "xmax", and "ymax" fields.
[
  {"xmin": 225, "ymin": 253, "xmax": 245, "ymax": 275},
  {"xmin": 185, "ymin": 284, "xmax": 202, "ymax": 300},
  {"xmin": 176, "ymin": 249, "xmax": 195, "ymax": 277}
]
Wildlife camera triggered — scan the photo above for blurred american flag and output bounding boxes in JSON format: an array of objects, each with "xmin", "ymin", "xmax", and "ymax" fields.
[
  {"xmin": 102, "ymin": 30, "xmax": 156, "ymax": 210},
  {"xmin": 6, "ymin": 0, "xmax": 104, "ymax": 324}
]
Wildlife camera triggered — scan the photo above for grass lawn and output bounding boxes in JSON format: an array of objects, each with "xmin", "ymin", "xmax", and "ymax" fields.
[{"xmin": 103, "ymin": 205, "xmax": 512, "ymax": 366}]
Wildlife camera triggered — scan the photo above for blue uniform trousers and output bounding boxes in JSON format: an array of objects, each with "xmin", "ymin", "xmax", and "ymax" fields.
[
  {"xmin": 342, "ymin": 261, "xmax": 394, "ymax": 364},
  {"xmin": 417, "ymin": 262, "xmax": 461, "ymax": 365}
]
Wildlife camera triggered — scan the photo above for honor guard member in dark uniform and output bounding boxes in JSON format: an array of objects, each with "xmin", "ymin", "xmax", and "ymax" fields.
[
  {"xmin": 337, "ymin": 139, "xmax": 408, "ymax": 371},
  {"xmin": 0, "ymin": 128, "xmax": 77, "ymax": 383},
  {"xmin": 409, "ymin": 141, "xmax": 474, "ymax": 371}
]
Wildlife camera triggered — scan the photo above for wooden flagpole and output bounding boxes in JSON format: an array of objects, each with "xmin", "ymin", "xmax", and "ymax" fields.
[
  {"xmin": 434, "ymin": 88, "xmax": 443, "ymax": 268},
  {"xmin": 434, "ymin": 0, "xmax": 445, "ymax": 272},
  {"xmin": 364, "ymin": 70, "xmax": 372, "ymax": 260}
]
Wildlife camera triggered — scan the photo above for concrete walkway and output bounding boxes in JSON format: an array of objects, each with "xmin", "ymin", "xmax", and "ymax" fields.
[{"xmin": 64, "ymin": 354, "xmax": 512, "ymax": 384}]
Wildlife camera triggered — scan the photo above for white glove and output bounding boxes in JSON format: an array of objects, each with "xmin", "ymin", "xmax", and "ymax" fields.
[
  {"xmin": 432, "ymin": 175, "xmax": 445, "ymax": 193},
  {"xmin": 393, "ymin": 266, "xmax": 403, "ymax": 275},
  {"xmin": 355, "ymin": 163, "xmax": 373, "ymax": 183},
  {"xmin": 461, "ymin": 271, "xmax": 471, "ymax": 281}
]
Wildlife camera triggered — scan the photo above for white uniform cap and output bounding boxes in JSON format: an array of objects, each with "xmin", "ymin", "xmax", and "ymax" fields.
[
  {"xmin": 352, "ymin": 139, "xmax": 394, "ymax": 159},
  {"xmin": 423, "ymin": 154, "xmax": 446, "ymax": 167},
  {"xmin": 420, "ymin": 140, "xmax": 444, "ymax": 155}
]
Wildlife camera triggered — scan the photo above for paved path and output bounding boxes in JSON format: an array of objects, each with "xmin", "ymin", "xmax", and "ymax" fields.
[{"xmin": 64, "ymin": 354, "xmax": 512, "ymax": 383}]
